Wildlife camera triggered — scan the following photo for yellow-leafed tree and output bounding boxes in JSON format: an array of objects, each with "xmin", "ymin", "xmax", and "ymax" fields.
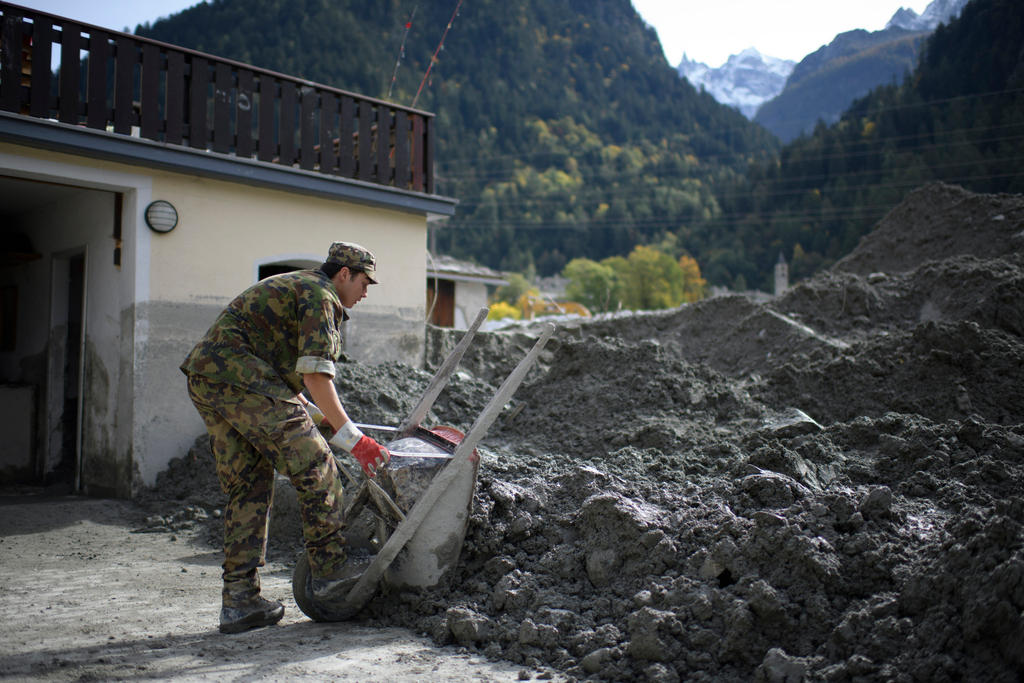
[{"xmin": 678, "ymin": 254, "xmax": 708, "ymax": 303}]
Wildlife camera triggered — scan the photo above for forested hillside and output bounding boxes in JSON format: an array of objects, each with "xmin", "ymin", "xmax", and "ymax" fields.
[
  {"xmin": 136, "ymin": 0, "xmax": 1022, "ymax": 292},
  {"xmin": 717, "ymin": 0, "xmax": 1024, "ymax": 287},
  {"xmin": 754, "ymin": 27, "xmax": 928, "ymax": 143},
  {"xmin": 135, "ymin": 0, "xmax": 776, "ymax": 277}
]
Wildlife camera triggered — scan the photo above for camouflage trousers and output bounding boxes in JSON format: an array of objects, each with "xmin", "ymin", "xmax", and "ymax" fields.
[{"xmin": 185, "ymin": 374, "xmax": 349, "ymax": 604}]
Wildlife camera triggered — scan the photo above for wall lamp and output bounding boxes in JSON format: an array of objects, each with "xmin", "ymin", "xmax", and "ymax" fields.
[{"xmin": 145, "ymin": 200, "xmax": 179, "ymax": 233}]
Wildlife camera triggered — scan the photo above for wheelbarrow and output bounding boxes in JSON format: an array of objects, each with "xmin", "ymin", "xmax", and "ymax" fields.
[{"xmin": 292, "ymin": 309, "xmax": 555, "ymax": 622}]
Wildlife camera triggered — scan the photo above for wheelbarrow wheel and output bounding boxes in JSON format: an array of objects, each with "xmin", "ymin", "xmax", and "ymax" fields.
[
  {"xmin": 291, "ymin": 551, "xmax": 328, "ymax": 622},
  {"xmin": 291, "ymin": 551, "xmax": 367, "ymax": 622}
]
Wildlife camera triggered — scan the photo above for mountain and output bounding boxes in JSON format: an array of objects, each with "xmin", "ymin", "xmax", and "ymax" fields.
[
  {"xmin": 135, "ymin": 0, "xmax": 776, "ymax": 277},
  {"xmin": 714, "ymin": 0, "xmax": 1024, "ymax": 289},
  {"xmin": 888, "ymin": 0, "xmax": 971, "ymax": 30},
  {"xmin": 754, "ymin": 0, "xmax": 970, "ymax": 142},
  {"xmin": 754, "ymin": 26, "xmax": 927, "ymax": 142},
  {"xmin": 677, "ymin": 48, "xmax": 795, "ymax": 119}
]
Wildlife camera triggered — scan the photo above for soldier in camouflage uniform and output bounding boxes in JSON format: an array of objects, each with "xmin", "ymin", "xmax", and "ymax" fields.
[{"xmin": 181, "ymin": 241, "xmax": 390, "ymax": 634}]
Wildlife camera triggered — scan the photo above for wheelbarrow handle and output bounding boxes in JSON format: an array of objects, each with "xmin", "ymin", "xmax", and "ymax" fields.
[{"xmin": 396, "ymin": 307, "xmax": 488, "ymax": 437}]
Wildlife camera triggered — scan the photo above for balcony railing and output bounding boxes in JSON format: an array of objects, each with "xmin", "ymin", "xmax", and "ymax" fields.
[{"xmin": 0, "ymin": 2, "xmax": 435, "ymax": 194}]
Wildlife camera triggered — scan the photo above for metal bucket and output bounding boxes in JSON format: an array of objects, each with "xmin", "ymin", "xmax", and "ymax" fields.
[{"xmin": 383, "ymin": 426, "xmax": 479, "ymax": 590}]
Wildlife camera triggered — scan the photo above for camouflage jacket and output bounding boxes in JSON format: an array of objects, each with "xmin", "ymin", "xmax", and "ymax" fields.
[{"xmin": 180, "ymin": 269, "xmax": 347, "ymax": 400}]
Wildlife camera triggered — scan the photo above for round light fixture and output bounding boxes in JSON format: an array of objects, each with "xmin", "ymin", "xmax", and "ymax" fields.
[{"xmin": 145, "ymin": 200, "xmax": 179, "ymax": 233}]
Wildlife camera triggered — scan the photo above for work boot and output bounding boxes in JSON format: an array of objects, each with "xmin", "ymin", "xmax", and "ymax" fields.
[
  {"xmin": 311, "ymin": 552, "xmax": 373, "ymax": 606},
  {"xmin": 219, "ymin": 595, "xmax": 285, "ymax": 634}
]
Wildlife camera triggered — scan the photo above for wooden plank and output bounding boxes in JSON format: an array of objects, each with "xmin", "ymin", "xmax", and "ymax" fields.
[
  {"xmin": 394, "ymin": 110, "xmax": 409, "ymax": 189},
  {"xmin": 113, "ymin": 35, "xmax": 135, "ymax": 135},
  {"xmin": 58, "ymin": 22, "xmax": 81, "ymax": 124},
  {"xmin": 139, "ymin": 43, "xmax": 160, "ymax": 140},
  {"xmin": 357, "ymin": 101, "xmax": 373, "ymax": 181},
  {"xmin": 412, "ymin": 115, "xmax": 425, "ymax": 192},
  {"xmin": 236, "ymin": 69, "xmax": 254, "ymax": 158},
  {"xmin": 376, "ymin": 106, "xmax": 392, "ymax": 184},
  {"xmin": 213, "ymin": 61, "xmax": 231, "ymax": 153},
  {"xmin": 338, "ymin": 95, "xmax": 355, "ymax": 177},
  {"xmin": 165, "ymin": 50, "xmax": 184, "ymax": 144},
  {"xmin": 29, "ymin": 18, "xmax": 52, "ymax": 118},
  {"xmin": 188, "ymin": 55, "xmax": 208, "ymax": 149},
  {"xmin": 319, "ymin": 91, "xmax": 337, "ymax": 174},
  {"xmin": 257, "ymin": 74, "xmax": 276, "ymax": 162},
  {"xmin": 278, "ymin": 80, "xmax": 296, "ymax": 165},
  {"xmin": 86, "ymin": 29, "xmax": 109, "ymax": 130},
  {"xmin": 299, "ymin": 86, "xmax": 315, "ymax": 170},
  {"xmin": 0, "ymin": 11, "xmax": 23, "ymax": 113}
]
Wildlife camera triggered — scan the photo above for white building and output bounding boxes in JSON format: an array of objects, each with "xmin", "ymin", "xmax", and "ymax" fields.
[{"xmin": 0, "ymin": 4, "xmax": 455, "ymax": 496}]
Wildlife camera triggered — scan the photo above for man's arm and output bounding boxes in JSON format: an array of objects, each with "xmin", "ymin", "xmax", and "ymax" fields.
[
  {"xmin": 302, "ymin": 372, "xmax": 390, "ymax": 477},
  {"xmin": 302, "ymin": 372, "xmax": 351, "ymax": 433}
]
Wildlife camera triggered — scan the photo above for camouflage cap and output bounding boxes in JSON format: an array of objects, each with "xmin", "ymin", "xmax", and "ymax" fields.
[{"xmin": 326, "ymin": 241, "xmax": 378, "ymax": 284}]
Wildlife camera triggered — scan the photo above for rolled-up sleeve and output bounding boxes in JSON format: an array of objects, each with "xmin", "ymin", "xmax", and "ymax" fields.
[{"xmin": 296, "ymin": 355, "xmax": 337, "ymax": 377}]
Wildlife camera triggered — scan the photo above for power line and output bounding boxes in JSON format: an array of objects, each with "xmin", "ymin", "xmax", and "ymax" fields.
[
  {"xmin": 387, "ymin": 5, "xmax": 417, "ymax": 99},
  {"xmin": 436, "ymin": 168, "xmax": 1024, "ymax": 231},
  {"xmin": 439, "ymin": 148, "xmax": 1024, "ymax": 212},
  {"xmin": 411, "ymin": 0, "xmax": 464, "ymax": 109},
  {"xmin": 431, "ymin": 84, "xmax": 1024, "ymax": 171}
]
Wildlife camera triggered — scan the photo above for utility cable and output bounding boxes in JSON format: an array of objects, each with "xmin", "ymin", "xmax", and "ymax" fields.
[
  {"xmin": 387, "ymin": 5, "xmax": 417, "ymax": 100},
  {"xmin": 411, "ymin": 0, "xmax": 464, "ymax": 109}
]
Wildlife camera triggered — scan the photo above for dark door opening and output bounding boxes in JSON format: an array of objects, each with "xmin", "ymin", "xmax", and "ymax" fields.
[
  {"xmin": 49, "ymin": 253, "xmax": 85, "ymax": 492},
  {"xmin": 427, "ymin": 278, "xmax": 455, "ymax": 327}
]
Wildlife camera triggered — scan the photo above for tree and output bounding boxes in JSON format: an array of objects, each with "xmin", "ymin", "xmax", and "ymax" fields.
[
  {"xmin": 492, "ymin": 272, "xmax": 535, "ymax": 305},
  {"xmin": 677, "ymin": 254, "xmax": 708, "ymax": 303},
  {"xmin": 617, "ymin": 245, "xmax": 684, "ymax": 310},
  {"xmin": 563, "ymin": 258, "xmax": 623, "ymax": 313}
]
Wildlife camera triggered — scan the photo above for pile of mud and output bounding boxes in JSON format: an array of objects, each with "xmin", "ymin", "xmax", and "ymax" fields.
[{"xmin": 150, "ymin": 183, "xmax": 1023, "ymax": 681}]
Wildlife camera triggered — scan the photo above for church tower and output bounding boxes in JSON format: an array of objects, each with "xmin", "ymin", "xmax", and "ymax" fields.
[{"xmin": 774, "ymin": 252, "xmax": 789, "ymax": 296}]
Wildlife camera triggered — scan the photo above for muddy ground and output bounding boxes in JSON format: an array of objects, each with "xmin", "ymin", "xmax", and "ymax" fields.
[
  {"xmin": 0, "ymin": 495, "xmax": 534, "ymax": 681},
  {"xmin": 4, "ymin": 182, "xmax": 1022, "ymax": 681}
]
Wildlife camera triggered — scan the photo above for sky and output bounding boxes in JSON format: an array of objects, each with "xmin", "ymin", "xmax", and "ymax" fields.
[
  {"xmin": 15, "ymin": 0, "xmax": 932, "ymax": 68},
  {"xmin": 631, "ymin": 0, "xmax": 933, "ymax": 66}
]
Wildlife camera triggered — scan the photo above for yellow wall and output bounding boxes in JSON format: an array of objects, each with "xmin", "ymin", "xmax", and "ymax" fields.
[
  {"xmin": 1, "ymin": 141, "xmax": 433, "ymax": 491},
  {"xmin": 148, "ymin": 172, "xmax": 427, "ymax": 311},
  {"xmin": 0, "ymin": 142, "xmax": 429, "ymax": 315}
]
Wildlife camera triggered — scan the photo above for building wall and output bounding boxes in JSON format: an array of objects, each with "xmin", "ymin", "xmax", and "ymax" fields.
[
  {"xmin": 1, "ymin": 142, "xmax": 431, "ymax": 494},
  {"xmin": 139, "ymin": 172, "xmax": 428, "ymax": 487},
  {"xmin": 453, "ymin": 281, "xmax": 490, "ymax": 330}
]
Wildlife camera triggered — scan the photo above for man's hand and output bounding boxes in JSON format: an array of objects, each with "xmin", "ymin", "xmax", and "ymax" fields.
[
  {"xmin": 351, "ymin": 436, "xmax": 391, "ymax": 478},
  {"xmin": 327, "ymin": 421, "xmax": 390, "ymax": 477}
]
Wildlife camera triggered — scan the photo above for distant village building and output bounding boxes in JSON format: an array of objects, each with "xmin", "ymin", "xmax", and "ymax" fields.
[
  {"xmin": 774, "ymin": 252, "xmax": 790, "ymax": 296},
  {"xmin": 426, "ymin": 254, "xmax": 507, "ymax": 329}
]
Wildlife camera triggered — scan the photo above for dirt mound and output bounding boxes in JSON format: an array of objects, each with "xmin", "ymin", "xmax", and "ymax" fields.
[
  {"xmin": 777, "ymin": 255, "xmax": 1024, "ymax": 341},
  {"xmin": 759, "ymin": 319, "xmax": 1024, "ymax": 426},
  {"xmin": 493, "ymin": 335, "xmax": 766, "ymax": 457},
  {"xmin": 832, "ymin": 182, "xmax": 1024, "ymax": 276},
  {"xmin": 149, "ymin": 182, "xmax": 1023, "ymax": 681}
]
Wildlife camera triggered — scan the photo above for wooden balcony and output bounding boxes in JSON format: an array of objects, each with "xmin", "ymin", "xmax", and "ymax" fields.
[{"xmin": 0, "ymin": 2, "xmax": 436, "ymax": 195}]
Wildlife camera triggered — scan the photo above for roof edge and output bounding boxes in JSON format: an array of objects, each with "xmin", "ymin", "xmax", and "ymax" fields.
[{"xmin": 0, "ymin": 112, "xmax": 458, "ymax": 217}]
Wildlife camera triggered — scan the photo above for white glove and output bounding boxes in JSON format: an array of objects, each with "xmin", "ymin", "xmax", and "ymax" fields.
[{"xmin": 327, "ymin": 420, "xmax": 363, "ymax": 452}]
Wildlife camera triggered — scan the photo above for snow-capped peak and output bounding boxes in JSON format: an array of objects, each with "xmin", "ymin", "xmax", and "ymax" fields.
[
  {"xmin": 886, "ymin": 0, "xmax": 970, "ymax": 31},
  {"xmin": 677, "ymin": 48, "xmax": 795, "ymax": 119}
]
